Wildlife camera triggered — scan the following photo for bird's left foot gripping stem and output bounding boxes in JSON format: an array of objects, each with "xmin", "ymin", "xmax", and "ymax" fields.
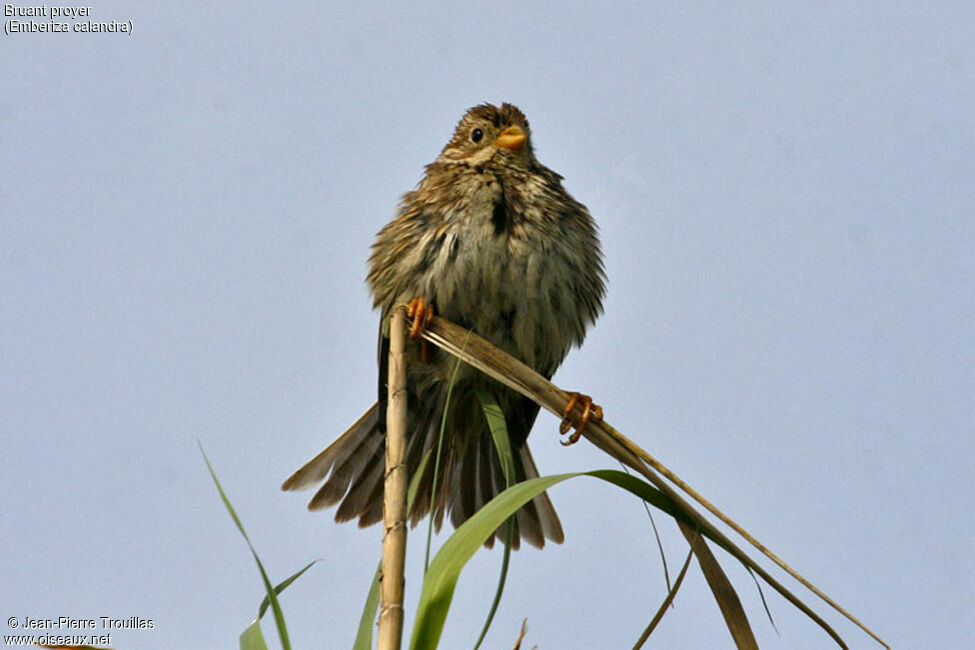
[
  {"xmin": 407, "ymin": 297, "xmax": 435, "ymax": 362},
  {"xmin": 559, "ymin": 392, "xmax": 603, "ymax": 446}
]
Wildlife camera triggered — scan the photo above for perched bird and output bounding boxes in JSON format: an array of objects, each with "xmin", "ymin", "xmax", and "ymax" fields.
[{"xmin": 283, "ymin": 103, "xmax": 605, "ymax": 548}]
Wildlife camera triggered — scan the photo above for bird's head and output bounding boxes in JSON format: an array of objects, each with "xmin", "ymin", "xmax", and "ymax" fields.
[{"xmin": 438, "ymin": 103, "xmax": 534, "ymax": 165}]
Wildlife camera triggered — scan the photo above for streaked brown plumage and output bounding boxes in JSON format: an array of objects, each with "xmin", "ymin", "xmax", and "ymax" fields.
[{"xmin": 283, "ymin": 103, "xmax": 605, "ymax": 548}]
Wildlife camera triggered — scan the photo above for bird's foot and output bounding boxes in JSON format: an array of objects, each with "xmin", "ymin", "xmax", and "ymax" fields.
[
  {"xmin": 407, "ymin": 297, "xmax": 435, "ymax": 362},
  {"xmin": 559, "ymin": 392, "xmax": 602, "ymax": 446}
]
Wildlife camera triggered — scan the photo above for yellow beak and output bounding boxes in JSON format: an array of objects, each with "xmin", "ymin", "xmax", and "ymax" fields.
[{"xmin": 494, "ymin": 125, "xmax": 527, "ymax": 151}]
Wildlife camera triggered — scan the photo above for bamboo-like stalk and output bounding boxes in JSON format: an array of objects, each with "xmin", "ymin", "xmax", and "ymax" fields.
[
  {"xmin": 415, "ymin": 310, "xmax": 888, "ymax": 650},
  {"xmin": 378, "ymin": 309, "xmax": 408, "ymax": 650}
]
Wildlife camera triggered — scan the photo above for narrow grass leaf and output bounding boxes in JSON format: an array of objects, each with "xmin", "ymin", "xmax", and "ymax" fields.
[
  {"xmin": 746, "ymin": 565, "xmax": 778, "ymax": 632},
  {"xmin": 633, "ymin": 544, "xmax": 694, "ymax": 648},
  {"xmin": 258, "ymin": 560, "xmax": 318, "ymax": 620},
  {"xmin": 240, "ymin": 619, "xmax": 269, "ymax": 650},
  {"xmin": 353, "ymin": 565, "xmax": 382, "ymax": 650},
  {"xmin": 199, "ymin": 442, "xmax": 291, "ymax": 650},
  {"xmin": 472, "ymin": 387, "xmax": 516, "ymax": 649},
  {"xmin": 475, "ymin": 387, "xmax": 515, "ymax": 483},
  {"xmin": 620, "ymin": 462, "xmax": 672, "ymax": 594}
]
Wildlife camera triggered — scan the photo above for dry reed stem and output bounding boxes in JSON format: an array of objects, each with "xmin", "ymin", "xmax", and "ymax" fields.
[
  {"xmin": 378, "ymin": 309, "xmax": 408, "ymax": 650},
  {"xmin": 409, "ymin": 306, "xmax": 888, "ymax": 650}
]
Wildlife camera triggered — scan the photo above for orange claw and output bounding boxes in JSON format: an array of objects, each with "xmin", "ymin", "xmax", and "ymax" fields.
[
  {"xmin": 406, "ymin": 298, "xmax": 435, "ymax": 362},
  {"xmin": 559, "ymin": 392, "xmax": 603, "ymax": 446}
]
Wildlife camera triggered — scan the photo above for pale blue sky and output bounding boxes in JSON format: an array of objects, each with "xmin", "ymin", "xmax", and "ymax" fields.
[{"xmin": 2, "ymin": 2, "xmax": 972, "ymax": 648}]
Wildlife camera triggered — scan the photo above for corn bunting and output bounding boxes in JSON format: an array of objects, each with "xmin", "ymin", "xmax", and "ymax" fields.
[{"xmin": 283, "ymin": 103, "xmax": 605, "ymax": 548}]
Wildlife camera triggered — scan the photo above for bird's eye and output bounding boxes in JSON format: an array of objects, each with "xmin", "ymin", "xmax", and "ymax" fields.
[{"xmin": 470, "ymin": 128, "xmax": 484, "ymax": 143}]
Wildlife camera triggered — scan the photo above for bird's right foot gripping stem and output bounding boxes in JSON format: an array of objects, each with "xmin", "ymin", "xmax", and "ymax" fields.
[{"xmin": 407, "ymin": 297, "xmax": 435, "ymax": 362}]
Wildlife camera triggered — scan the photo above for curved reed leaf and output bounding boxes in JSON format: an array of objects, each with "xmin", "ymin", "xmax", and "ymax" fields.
[{"xmin": 410, "ymin": 469, "xmax": 703, "ymax": 649}]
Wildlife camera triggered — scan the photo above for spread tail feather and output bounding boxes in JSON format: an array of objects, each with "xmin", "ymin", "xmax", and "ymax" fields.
[
  {"xmin": 283, "ymin": 400, "xmax": 563, "ymax": 549},
  {"xmin": 281, "ymin": 404, "xmax": 380, "ymax": 501}
]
